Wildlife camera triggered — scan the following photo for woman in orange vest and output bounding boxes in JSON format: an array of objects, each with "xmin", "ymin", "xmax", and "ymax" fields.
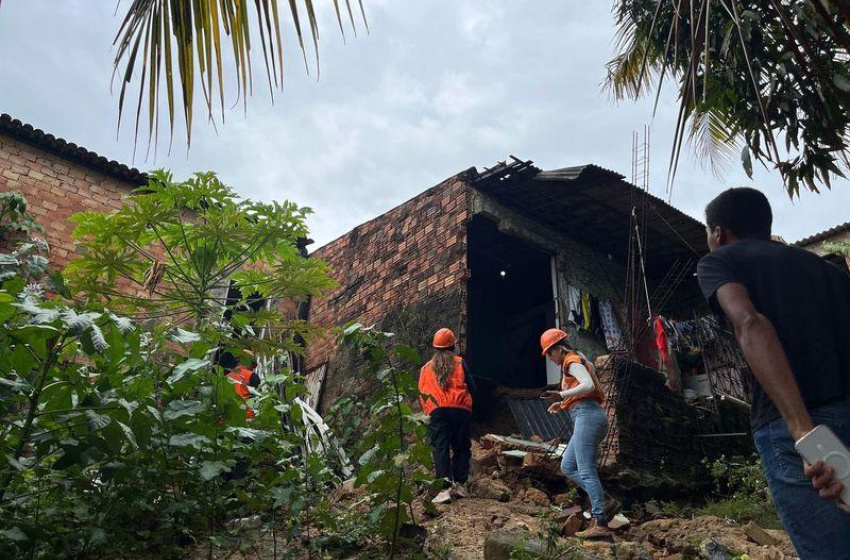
[
  {"xmin": 419, "ymin": 328, "xmax": 476, "ymax": 505},
  {"xmin": 541, "ymin": 328, "xmax": 618, "ymax": 539}
]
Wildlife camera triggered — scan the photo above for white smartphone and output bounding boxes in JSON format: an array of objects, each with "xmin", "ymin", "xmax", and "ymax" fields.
[{"xmin": 794, "ymin": 425, "xmax": 850, "ymax": 504}]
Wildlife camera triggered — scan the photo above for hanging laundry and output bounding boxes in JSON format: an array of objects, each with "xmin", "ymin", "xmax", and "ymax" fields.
[
  {"xmin": 589, "ymin": 295, "xmax": 601, "ymax": 335},
  {"xmin": 653, "ymin": 316, "xmax": 669, "ymax": 368},
  {"xmin": 565, "ymin": 285, "xmax": 582, "ymax": 326},
  {"xmin": 581, "ymin": 291, "xmax": 592, "ymax": 331},
  {"xmin": 599, "ymin": 299, "xmax": 627, "ymax": 351}
]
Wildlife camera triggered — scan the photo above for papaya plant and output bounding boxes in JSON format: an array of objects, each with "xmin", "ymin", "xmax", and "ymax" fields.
[
  {"xmin": 340, "ymin": 323, "xmax": 436, "ymax": 558},
  {"xmin": 0, "ymin": 172, "xmax": 342, "ymax": 559}
]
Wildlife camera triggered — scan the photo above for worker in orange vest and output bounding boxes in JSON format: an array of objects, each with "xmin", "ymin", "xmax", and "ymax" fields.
[
  {"xmin": 228, "ymin": 351, "xmax": 259, "ymax": 419},
  {"xmin": 540, "ymin": 328, "xmax": 619, "ymax": 539},
  {"xmin": 419, "ymin": 328, "xmax": 476, "ymax": 505}
]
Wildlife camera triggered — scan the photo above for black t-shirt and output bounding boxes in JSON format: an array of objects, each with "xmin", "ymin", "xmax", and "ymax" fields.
[{"xmin": 697, "ymin": 239, "xmax": 850, "ymax": 431}]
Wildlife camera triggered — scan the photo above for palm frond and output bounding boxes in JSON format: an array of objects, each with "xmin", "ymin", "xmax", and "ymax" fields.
[
  {"xmin": 608, "ymin": 0, "xmax": 850, "ymax": 195},
  {"xmin": 113, "ymin": 0, "xmax": 365, "ymax": 150},
  {"xmin": 689, "ymin": 108, "xmax": 739, "ymax": 180}
]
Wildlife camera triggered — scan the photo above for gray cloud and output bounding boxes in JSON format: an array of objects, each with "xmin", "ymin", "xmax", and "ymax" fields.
[{"xmin": 1, "ymin": 1, "xmax": 847, "ymax": 248}]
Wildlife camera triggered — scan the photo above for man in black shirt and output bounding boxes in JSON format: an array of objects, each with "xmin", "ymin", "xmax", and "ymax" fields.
[{"xmin": 697, "ymin": 187, "xmax": 850, "ymax": 560}]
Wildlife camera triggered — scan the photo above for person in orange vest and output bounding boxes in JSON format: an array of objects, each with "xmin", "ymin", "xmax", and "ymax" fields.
[
  {"xmin": 541, "ymin": 328, "xmax": 619, "ymax": 539},
  {"xmin": 228, "ymin": 351, "xmax": 259, "ymax": 419},
  {"xmin": 419, "ymin": 328, "xmax": 476, "ymax": 505}
]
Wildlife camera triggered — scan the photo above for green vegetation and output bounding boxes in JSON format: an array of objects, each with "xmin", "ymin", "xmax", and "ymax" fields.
[
  {"xmin": 0, "ymin": 183, "xmax": 437, "ymax": 559},
  {"xmin": 0, "ymin": 190, "xmax": 44, "ymax": 239},
  {"xmin": 609, "ymin": 1, "xmax": 850, "ymax": 194},
  {"xmin": 662, "ymin": 456, "xmax": 781, "ymax": 530}
]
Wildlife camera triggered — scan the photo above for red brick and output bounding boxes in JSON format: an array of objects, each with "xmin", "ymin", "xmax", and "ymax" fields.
[{"xmin": 0, "ymin": 135, "xmax": 136, "ymax": 269}]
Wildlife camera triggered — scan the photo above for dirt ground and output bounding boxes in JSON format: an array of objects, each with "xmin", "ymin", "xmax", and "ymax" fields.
[
  {"xmin": 418, "ymin": 495, "xmax": 796, "ymax": 560},
  {"xmin": 172, "ymin": 490, "xmax": 796, "ymax": 560}
]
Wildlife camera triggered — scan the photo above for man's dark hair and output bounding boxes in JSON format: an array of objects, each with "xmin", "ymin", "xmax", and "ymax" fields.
[{"xmin": 705, "ymin": 187, "xmax": 773, "ymax": 240}]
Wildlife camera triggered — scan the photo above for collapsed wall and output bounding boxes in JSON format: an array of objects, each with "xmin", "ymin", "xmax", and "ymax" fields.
[{"xmin": 596, "ymin": 355, "xmax": 752, "ymax": 492}]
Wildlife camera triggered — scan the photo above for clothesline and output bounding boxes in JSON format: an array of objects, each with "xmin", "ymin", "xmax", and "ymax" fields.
[{"xmin": 561, "ymin": 285, "xmax": 627, "ymax": 352}]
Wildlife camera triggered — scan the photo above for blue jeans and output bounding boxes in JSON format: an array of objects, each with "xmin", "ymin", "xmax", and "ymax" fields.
[
  {"xmin": 561, "ymin": 400, "xmax": 609, "ymax": 520},
  {"xmin": 753, "ymin": 400, "xmax": 850, "ymax": 560}
]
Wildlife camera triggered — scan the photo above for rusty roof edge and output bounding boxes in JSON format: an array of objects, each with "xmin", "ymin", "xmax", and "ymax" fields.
[
  {"xmin": 0, "ymin": 113, "xmax": 148, "ymax": 186},
  {"xmin": 794, "ymin": 220, "xmax": 850, "ymax": 248}
]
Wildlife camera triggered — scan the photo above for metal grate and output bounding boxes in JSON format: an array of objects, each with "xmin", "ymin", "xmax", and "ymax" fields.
[{"xmin": 507, "ymin": 397, "xmax": 573, "ymax": 441}]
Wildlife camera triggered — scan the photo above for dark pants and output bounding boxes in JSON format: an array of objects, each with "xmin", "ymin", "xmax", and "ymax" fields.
[
  {"xmin": 753, "ymin": 400, "xmax": 850, "ymax": 560},
  {"xmin": 428, "ymin": 407, "xmax": 472, "ymax": 488}
]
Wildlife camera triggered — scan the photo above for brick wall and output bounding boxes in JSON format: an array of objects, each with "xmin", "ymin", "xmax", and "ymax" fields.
[
  {"xmin": 305, "ymin": 176, "xmax": 471, "ymax": 410},
  {"xmin": 0, "ymin": 134, "xmax": 138, "ymax": 268}
]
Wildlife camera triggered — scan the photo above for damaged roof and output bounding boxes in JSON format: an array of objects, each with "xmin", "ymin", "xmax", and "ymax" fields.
[
  {"xmin": 0, "ymin": 113, "xmax": 147, "ymax": 185},
  {"xmin": 468, "ymin": 159, "xmax": 709, "ymax": 280}
]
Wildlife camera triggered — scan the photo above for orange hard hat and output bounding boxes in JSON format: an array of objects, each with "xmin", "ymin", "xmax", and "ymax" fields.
[
  {"xmin": 540, "ymin": 328, "xmax": 568, "ymax": 356},
  {"xmin": 432, "ymin": 328, "xmax": 457, "ymax": 349}
]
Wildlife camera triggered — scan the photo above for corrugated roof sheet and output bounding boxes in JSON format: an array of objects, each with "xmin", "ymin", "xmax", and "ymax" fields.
[
  {"xmin": 507, "ymin": 397, "xmax": 573, "ymax": 441},
  {"xmin": 0, "ymin": 113, "xmax": 147, "ymax": 185},
  {"xmin": 469, "ymin": 161, "xmax": 709, "ymax": 280},
  {"xmin": 795, "ymin": 221, "xmax": 850, "ymax": 248}
]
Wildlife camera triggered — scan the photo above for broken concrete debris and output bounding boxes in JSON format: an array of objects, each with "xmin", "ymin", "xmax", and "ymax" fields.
[
  {"xmin": 743, "ymin": 521, "xmax": 780, "ymax": 547},
  {"xmin": 483, "ymin": 531, "xmax": 548, "ymax": 560},
  {"xmin": 474, "ymin": 434, "xmax": 565, "ymax": 481}
]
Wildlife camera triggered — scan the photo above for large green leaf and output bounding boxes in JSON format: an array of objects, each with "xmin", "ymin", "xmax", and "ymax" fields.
[
  {"xmin": 167, "ymin": 358, "xmax": 210, "ymax": 385},
  {"xmin": 0, "ymin": 291, "xmax": 14, "ymax": 321},
  {"xmin": 163, "ymin": 399, "xmax": 206, "ymax": 421},
  {"xmin": 199, "ymin": 460, "xmax": 230, "ymax": 480},
  {"xmin": 0, "ymin": 527, "xmax": 28, "ymax": 542},
  {"xmin": 168, "ymin": 432, "xmax": 212, "ymax": 449},
  {"xmin": 86, "ymin": 409, "xmax": 113, "ymax": 431}
]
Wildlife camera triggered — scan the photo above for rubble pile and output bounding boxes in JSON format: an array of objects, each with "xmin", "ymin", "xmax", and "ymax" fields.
[
  {"xmin": 414, "ymin": 433, "xmax": 797, "ymax": 560},
  {"xmin": 472, "ymin": 434, "xmax": 564, "ymax": 482}
]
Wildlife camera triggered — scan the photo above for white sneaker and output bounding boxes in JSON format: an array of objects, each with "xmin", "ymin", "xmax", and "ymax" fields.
[
  {"xmin": 432, "ymin": 489, "xmax": 453, "ymax": 504},
  {"xmin": 451, "ymin": 482, "xmax": 468, "ymax": 499}
]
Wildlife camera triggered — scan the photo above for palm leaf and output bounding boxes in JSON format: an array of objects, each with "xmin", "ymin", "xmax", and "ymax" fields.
[
  {"xmin": 689, "ymin": 108, "xmax": 740, "ymax": 180},
  {"xmin": 112, "ymin": 0, "xmax": 366, "ymax": 150},
  {"xmin": 608, "ymin": 0, "xmax": 850, "ymax": 195}
]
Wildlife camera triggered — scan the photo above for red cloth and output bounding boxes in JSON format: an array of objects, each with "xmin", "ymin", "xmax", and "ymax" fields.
[
  {"xmin": 227, "ymin": 366, "xmax": 255, "ymax": 419},
  {"xmin": 653, "ymin": 316, "xmax": 669, "ymax": 368}
]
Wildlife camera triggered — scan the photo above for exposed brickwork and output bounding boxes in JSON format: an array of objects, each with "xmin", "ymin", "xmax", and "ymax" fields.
[
  {"xmin": 318, "ymin": 288, "xmax": 465, "ymax": 412},
  {"xmin": 306, "ymin": 176, "xmax": 471, "ymax": 373},
  {"xmin": 0, "ymin": 134, "xmax": 137, "ymax": 268}
]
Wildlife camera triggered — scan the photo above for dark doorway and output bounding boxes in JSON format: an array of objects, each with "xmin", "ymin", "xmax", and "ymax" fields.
[
  {"xmin": 466, "ymin": 215, "xmax": 554, "ymax": 390},
  {"xmin": 215, "ymin": 282, "xmax": 267, "ymax": 370}
]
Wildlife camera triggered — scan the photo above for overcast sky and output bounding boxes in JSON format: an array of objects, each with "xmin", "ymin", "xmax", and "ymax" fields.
[{"xmin": 1, "ymin": 1, "xmax": 848, "ymax": 248}]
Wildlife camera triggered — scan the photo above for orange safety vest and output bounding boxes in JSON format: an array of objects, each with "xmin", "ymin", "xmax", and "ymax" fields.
[
  {"xmin": 557, "ymin": 352, "xmax": 604, "ymax": 412},
  {"xmin": 418, "ymin": 356, "xmax": 473, "ymax": 415},
  {"xmin": 227, "ymin": 366, "xmax": 256, "ymax": 419}
]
